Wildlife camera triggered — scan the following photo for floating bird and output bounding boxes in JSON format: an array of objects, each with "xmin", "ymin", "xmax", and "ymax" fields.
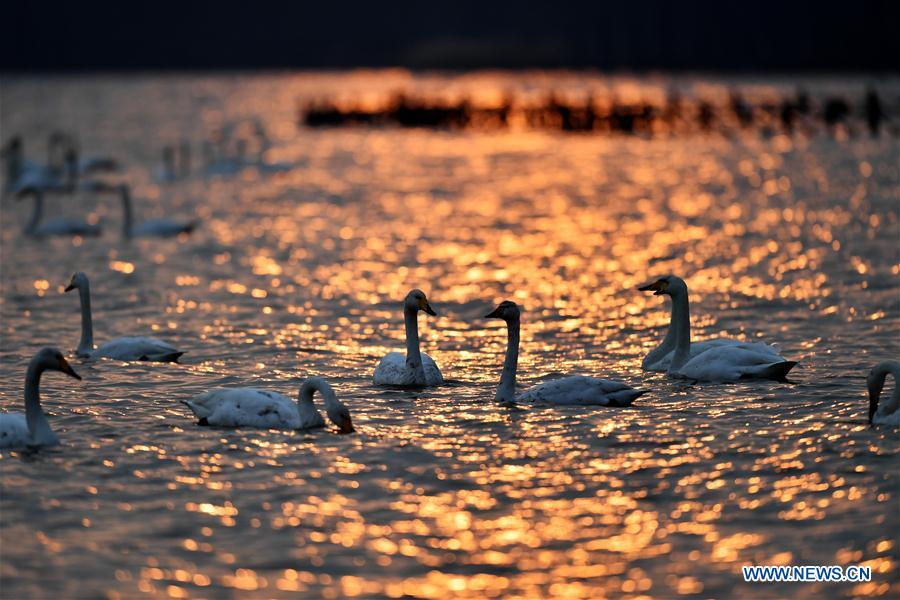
[
  {"xmin": 181, "ymin": 376, "xmax": 353, "ymax": 433},
  {"xmin": 17, "ymin": 185, "xmax": 102, "ymax": 237},
  {"xmin": 867, "ymin": 361, "xmax": 900, "ymax": 425},
  {"xmin": 373, "ymin": 289, "xmax": 444, "ymax": 386},
  {"xmin": 485, "ymin": 300, "xmax": 645, "ymax": 406},
  {"xmin": 90, "ymin": 182, "xmax": 197, "ymax": 238},
  {"xmin": 65, "ymin": 272, "xmax": 183, "ymax": 362},
  {"xmin": 638, "ymin": 276, "xmax": 796, "ymax": 381},
  {"xmin": 2, "ymin": 136, "xmax": 72, "ymax": 195},
  {"xmin": 0, "ymin": 347, "xmax": 81, "ymax": 448}
]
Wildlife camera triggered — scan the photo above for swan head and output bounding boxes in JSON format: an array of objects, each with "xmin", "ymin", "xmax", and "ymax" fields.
[
  {"xmin": 638, "ymin": 275, "xmax": 687, "ymax": 297},
  {"xmin": 405, "ymin": 289, "xmax": 436, "ymax": 316},
  {"xmin": 65, "ymin": 272, "xmax": 89, "ymax": 293},
  {"xmin": 485, "ymin": 300, "xmax": 520, "ymax": 322},
  {"xmin": 327, "ymin": 400, "xmax": 354, "ymax": 434},
  {"xmin": 34, "ymin": 347, "xmax": 81, "ymax": 380}
]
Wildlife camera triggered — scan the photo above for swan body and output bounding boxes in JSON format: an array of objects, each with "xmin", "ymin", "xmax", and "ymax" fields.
[
  {"xmin": 638, "ymin": 275, "xmax": 796, "ymax": 382},
  {"xmin": 486, "ymin": 301, "xmax": 645, "ymax": 406},
  {"xmin": 0, "ymin": 348, "xmax": 81, "ymax": 449},
  {"xmin": 3, "ymin": 136, "xmax": 71, "ymax": 195},
  {"xmin": 373, "ymin": 290, "xmax": 444, "ymax": 386},
  {"xmin": 642, "ymin": 338, "xmax": 782, "ymax": 371},
  {"xmin": 65, "ymin": 272, "xmax": 183, "ymax": 362},
  {"xmin": 868, "ymin": 361, "xmax": 900, "ymax": 425},
  {"xmin": 182, "ymin": 377, "xmax": 353, "ymax": 432},
  {"xmin": 18, "ymin": 186, "xmax": 102, "ymax": 237}
]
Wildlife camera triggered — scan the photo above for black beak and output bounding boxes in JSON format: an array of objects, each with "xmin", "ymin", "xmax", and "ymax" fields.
[
  {"xmin": 868, "ymin": 390, "xmax": 878, "ymax": 424},
  {"xmin": 637, "ymin": 281, "xmax": 665, "ymax": 295},
  {"xmin": 64, "ymin": 283, "xmax": 75, "ymax": 292},
  {"xmin": 484, "ymin": 306, "xmax": 503, "ymax": 319},
  {"xmin": 59, "ymin": 357, "xmax": 82, "ymax": 380},
  {"xmin": 423, "ymin": 302, "xmax": 437, "ymax": 317}
]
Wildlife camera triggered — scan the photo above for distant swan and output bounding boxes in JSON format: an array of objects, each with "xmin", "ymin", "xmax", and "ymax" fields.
[
  {"xmin": 638, "ymin": 275, "xmax": 796, "ymax": 381},
  {"xmin": 104, "ymin": 183, "xmax": 197, "ymax": 238},
  {"xmin": 868, "ymin": 361, "xmax": 900, "ymax": 425},
  {"xmin": 65, "ymin": 272, "xmax": 183, "ymax": 362},
  {"xmin": 181, "ymin": 376, "xmax": 354, "ymax": 433},
  {"xmin": 373, "ymin": 289, "xmax": 444, "ymax": 386},
  {"xmin": 18, "ymin": 186, "xmax": 102, "ymax": 237},
  {"xmin": 486, "ymin": 301, "xmax": 645, "ymax": 406},
  {"xmin": 0, "ymin": 347, "xmax": 82, "ymax": 448},
  {"xmin": 3, "ymin": 137, "xmax": 72, "ymax": 195}
]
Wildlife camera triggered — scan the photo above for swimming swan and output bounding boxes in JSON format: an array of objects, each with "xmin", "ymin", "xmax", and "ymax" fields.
[
  {"xmin": 116, "ymin": 184, "xmax": 196, "ymax": 238},
  {"xmin": 181, "ymin": 376, "xmax": 354, "ymax": 432},
  {"xmin": 486, "ymin": 300, "xmax": 645, "ymax": 406},
  {"xmin": 638, "ymin": 275, "xmax": 796, "ymax": 382},
  {"xmin": 0, "ymin": 347, "xmax": 82, "ymax": 448},
  {"xmin": 18, "ymin": 186, "xmax": 102, "ymax": 237},
  {"xmin": 373, "ymin": 289, "xmax": 444, "ymax": 386},
  {"xmin": 65, "ymin": 272, "xmax": 184, "ymax": 362},
  {"xmin": 868, "ymin": 361, "xmax": 900, "ymax": 425}
]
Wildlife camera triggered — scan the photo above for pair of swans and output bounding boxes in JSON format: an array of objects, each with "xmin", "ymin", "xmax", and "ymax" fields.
[
  {"xmin": 2, "ymin": 135, "xmax": 117, "ymax": 197},
  {"xmin": 372, "ymin": 290, "xmax": 643, "ymax": 406},
  {"xmin": 638, "ymin": 275, "xmax": 797, "ymax": 382},
  {"xmin": 66, "ymin": 272, "xmax": 183, "ymax": 362}
]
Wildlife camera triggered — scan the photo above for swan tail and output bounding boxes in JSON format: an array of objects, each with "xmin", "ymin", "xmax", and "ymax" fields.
[
  {"xmin": 607, "ymin": 389, "xmax": 646, "ymax": 407},
  {"xmin": 743, "ymin": 361, "xmax": 797, "ymax": 382},
  {"xmin": 144, "ymin": 351, "xmax": 184, "ymax": 363}
]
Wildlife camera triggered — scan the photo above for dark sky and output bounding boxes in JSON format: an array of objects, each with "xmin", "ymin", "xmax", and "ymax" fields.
[{"xmin": 3, "ymin": 0, "xmax": 899, "ymax": 71}]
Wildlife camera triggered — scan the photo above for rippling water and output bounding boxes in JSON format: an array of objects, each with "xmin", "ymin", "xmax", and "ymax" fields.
[{"xmin": 1, "ymin": 73, "xmax": 898, "ymax": 599}]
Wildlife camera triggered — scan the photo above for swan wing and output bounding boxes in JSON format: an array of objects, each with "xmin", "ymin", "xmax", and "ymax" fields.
[
  {"xmin": 518, "ymin": 375, "xmax": 645, "ymax": 406},
  {"xmin": 422, "ymin": 353, "xmax": 445, "ymax": 386},
  {"xmin": 674, "ymin": 346, "xmax": 795, "ymax": 382},
  {"xmin": 645, "ymin": 338, "xmax": 783, "ymax": 371},
  {"xmin": 182, "ymin": 388, "xmax": 321, "ymax": 429},
  {"xmin": 0, "ymin": 413, "xmax": 31, "ymax": 448},
  {"xmin": 873, "ymin": 410, "xmax": 900, "ymax": 426},
  {"xmin": 374, "ymin": 352, "xmax": 417, "ymax": 386},
  {"xmin": 93, "ymin": 336, "xmax": 182, "ymax": 362}
]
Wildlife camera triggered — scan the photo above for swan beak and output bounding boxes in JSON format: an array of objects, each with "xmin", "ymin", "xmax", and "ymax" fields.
[
  {"xmin": 638, "ymin": 279, "xmax": 668, "ymax": 295},
  {"xmin": 338, "ymin": 415, "xmax": 355, "ymax": 434},
  {"xmin": 420, "ymin": 298, "xmax": 437, "ymax": 316},
  {"xmin": 484, "ymin": 306, "xmax": 503, "ymax": 318},
  {"xmin": 64, "ymin": 282, "xmax": 76, "ymax": 292},
  {"xmin": 58, "ymin": 357, "xmax": 82, "ymax": 380}
]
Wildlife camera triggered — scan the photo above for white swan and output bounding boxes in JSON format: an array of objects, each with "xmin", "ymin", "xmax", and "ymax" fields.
[
  {"xmin": 98, "ymin": 183, "xmax": 197, "ymax": 238},
  {"xmin": 638, "ymin": 275, "xmax": 796, "ymax": 382},
  {"xmin": 373, "ymin": 289, "xmax": 444, "ymax": 386},
  {"xmin": 181, "ymin": 376, "xmax": 353, "ymax": 433},
  {"xmin": 486, "ymin": 301, "xmax": 645, "ymax": 406},
  {"xmin": 0, "ymin": 347, "xmax": 82, "ymax": 449},
  {"xmin": 18, "ymin": 185, "xmax": 102, "ymax": 237},
  {"xmin": 868, "ymin": 361, "xmax": 900, "ymax": 425},
  {"xmin": 65, "ymin": 272, "xmax": 184, "ymax": 362}
]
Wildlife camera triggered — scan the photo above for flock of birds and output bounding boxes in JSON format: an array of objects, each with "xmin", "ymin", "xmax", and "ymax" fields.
[{"xmin": 0, "ymin": 131, "xmax": 898, "ymax": 450}]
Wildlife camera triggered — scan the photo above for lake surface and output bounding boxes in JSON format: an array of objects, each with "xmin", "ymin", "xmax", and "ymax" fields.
[{"xmin": 1, "ymin": 72, "xmax": 898, "ymax": 599}]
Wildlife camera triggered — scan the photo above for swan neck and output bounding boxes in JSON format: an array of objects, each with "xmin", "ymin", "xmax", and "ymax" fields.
[
  {"xmin": 667, "ymin": 290, "xmax": 692, "ymax": 371},
  {"xmin": 24, "ymin": 189, "xmax": 43, "ymax": 234},
  {"xmin": 24, "ymin": 360, "xmax": 50, "ymax": 436},
  {"xmin": 870, "ymin": 363, "xmax": 900, "ymax": 421},
  {"xmin": 496, "ymin": 318, "xmax": 520, "ymax": 403},
  {"xmin": 299, "ymin": 378, "xmax": 336, "ymax": 408},
  {"xmin": 76, "ymin": 283, "xmax": 94, "ymax": 356},
  {"xmin": 404, "ymin": 305, "xmax": 426, "ymax": 384},
  {"xmin": 120, "ymin": 187, "xmax": 133, "ymax": 237}
]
